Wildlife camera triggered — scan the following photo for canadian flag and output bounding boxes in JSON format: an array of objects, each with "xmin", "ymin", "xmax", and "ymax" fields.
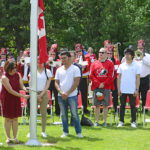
[{"xmin": 38, "ymin": 0, "xmax": 48, "ymax": 64}]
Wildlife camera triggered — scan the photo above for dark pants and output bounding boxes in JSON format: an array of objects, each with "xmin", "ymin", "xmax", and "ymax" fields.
[
  {"xmin": 23, "ymin": 83, "xmax": 30, "ymax": 116},
  {"xmin": 79, "ymin": 77, "xmax": 88, "ymax": 112},
  {"xmin": 49, "ymin": 80, "xmax": 60, "ymax": 115},
  {"xmin": 119, "ymin": 94, "xmax": 136, "ymax": 123},
  {"xmin": 139, "ymin": 75, "xmax": 149, "ymax": 108},
  {"xmin": 112, "ymin": 78, "xmax": 118, "ymax": 112}
]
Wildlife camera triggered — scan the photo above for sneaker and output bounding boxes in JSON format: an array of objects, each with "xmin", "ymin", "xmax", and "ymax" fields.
[
  {"xmin": 60, "ymin": 132, "xmax": 68, "ymax": 138},
  {"xmin": 131, "ymin": 122, "xmax": 136, "ymax": 128},
  {"xmin": 26, "ymin": 133, "xmax": 30, "ymax": 138},
  {"xmin": 102, "ymin": 122, "xmax": 107, "ymax": 127},
  {"xmin": 5, "ymin": 138, "xmax": 11, "ymax": 144},
  {"xmin": 13, "ymin": 138, "xmax": 19, "ymax": 144},
  {"xmin": 41, "ymin": 132, "xmax": 47, "ymax": 138},
  {"xmin": 77, "ymin": 133, "xmax": 83, "ymax": 138},
  {"xmin": 94, "ymin": 122, "xmax": 100, "ymax": 127},
  {"xmin": 117, "ymin": 121, "xmax": 124, "ymax": 127}
]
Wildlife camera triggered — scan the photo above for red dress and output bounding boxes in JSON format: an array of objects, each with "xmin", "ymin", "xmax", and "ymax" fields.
[{"xmin": 1, "ymin": 72, "xmax": 21, "ymax": 119}]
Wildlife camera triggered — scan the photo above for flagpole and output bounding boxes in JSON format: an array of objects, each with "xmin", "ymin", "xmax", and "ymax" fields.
[{"xmin": 25, "ymin": 0, "xmax": 41, "ymax": 146}]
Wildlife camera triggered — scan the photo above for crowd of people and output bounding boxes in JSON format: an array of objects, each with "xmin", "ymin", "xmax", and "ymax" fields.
[{"xmin": 0, "ymin": 39, "xmax": 150, "ymax": 144}]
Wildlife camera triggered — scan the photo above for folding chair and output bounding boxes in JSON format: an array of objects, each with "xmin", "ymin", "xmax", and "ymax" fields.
[
  {"xmin": 19, "ymin": 90, "xmax": 27, "ymax": 125},
  {"xmin": 37, "ymin": 90, "xmax": 53, "ymax": 124},
  {"xmin": 143, "ymin": 88, "xmax": 150, "ymax": 127},
  {"xmin": 90, "ymin": 92, "xmax": 113, "ymax": 126},
  {"xmin": 116, "ymin": 94, "xmax": 140, "ymax": 125}
]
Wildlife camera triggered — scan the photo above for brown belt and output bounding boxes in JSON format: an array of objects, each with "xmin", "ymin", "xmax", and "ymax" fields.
[
  {"xmin": 23, "ymin": 80, "xmax": 28, "ymax": 84},
  {"xmin": 51, "ymin": 77, "xmax": 55, "ymax": 80},
  {"xmin": 82, "ymin": 76, "xmax": 88, "ymax": 78}
]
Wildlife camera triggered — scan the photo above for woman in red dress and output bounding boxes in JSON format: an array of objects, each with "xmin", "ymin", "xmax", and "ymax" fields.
[{"xmin": 1, "ymin": 60, "xmax": 29, "ymax": 144}]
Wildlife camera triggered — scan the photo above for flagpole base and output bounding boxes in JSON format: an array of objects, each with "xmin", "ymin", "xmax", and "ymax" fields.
[{"xmin": 25, "ymin": 139, "xmax": 41, "ymax": 146}]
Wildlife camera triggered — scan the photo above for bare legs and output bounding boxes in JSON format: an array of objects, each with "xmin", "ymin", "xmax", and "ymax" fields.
[
  {"xmin": 95, "ymin": 107, "xmax": 100, "ymax": 122},
  {"xmin": 5, "ymin": 117, "xmax": 19, "ymax": 143},
  {"xmin": 95, "ymin": 106, "xmax": 108, "ymax": 123},
  {"xmin": 5, "ymin": 118, "xmax": 11, "ymax": 140},
  {"xmin": 12, "ymin": 118, "xmax": 18, "ymax": 139},
  {"xmin": 103, "ymin": 106, "xmax": 108, "ymax": 123}
]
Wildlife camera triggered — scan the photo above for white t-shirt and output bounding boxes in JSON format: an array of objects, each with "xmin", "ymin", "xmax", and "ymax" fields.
[
  {"xmin": 22, "ymin": 63, "xmax": 29, "ymax": 81},
  {"xmin": 37, "ymin": 69, "xmax": 52, "ymax": 91},
  {"xmin": 117, "ymin": 61, "xmax": 140, "ymax": 94},
  {"xmin": 55, "ymin": 64, "xmax": 81, "ymax": 97},
  {"xmin": 135, "ymin": 53, "xmax": 150, "ymax": 78}
]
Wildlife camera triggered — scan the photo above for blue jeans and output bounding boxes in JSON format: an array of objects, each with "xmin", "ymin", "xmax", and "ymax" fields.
[{"xmin": 58, "ymin": 96, "xmax": 81, "ymax": 134}]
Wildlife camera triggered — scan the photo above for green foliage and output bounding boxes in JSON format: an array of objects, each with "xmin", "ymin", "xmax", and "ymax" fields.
[
  {"xmin": 0, "ymin": 0, "xmax": 30, "ymax": 53},
  {"xmin": 0, "ymin": 0, "xmax": 150, "ymax": 56}
]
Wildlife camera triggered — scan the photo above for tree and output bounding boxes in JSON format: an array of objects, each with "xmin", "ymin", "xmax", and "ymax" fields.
[{"xmin": 0, "ymin": 0, "xmax": 30, "ymax": 54}]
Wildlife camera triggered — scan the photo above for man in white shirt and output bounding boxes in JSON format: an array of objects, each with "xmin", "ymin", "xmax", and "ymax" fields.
[
  {"xmin": 55, "ymin": 51, "xmax": 83, "ymax": 138},
  {"xmin": 117, "ymin": 48, "xmax": 140, "ymax": 128},
  {"xmin": 135, "ymin": 40, "xmax": 150, "ymax": 112}
]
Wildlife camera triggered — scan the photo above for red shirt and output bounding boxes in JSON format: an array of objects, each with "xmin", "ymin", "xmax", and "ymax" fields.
[
  {"xmin": 82, "ymin": 54, "xmax": 91, "ymax": 75},
  {"xmin": 114, "ymin": 58, "xmax": 120, "ymax": 78},
  {"xmin": 89, "ymin": 53, "xmax": 97, "ymax": 62},
  {"xmin": 17, "ymin": 63, "xmax": 23, "ymax": 77},
  {"xmin": 90, "ymin": 59, "xmax": 114, "ymax": 90}
]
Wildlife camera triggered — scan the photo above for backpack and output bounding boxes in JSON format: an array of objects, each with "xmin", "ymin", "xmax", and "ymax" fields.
[{"xmin": 80, "ymin": 115, "xmax": 94, "ymax": 126}]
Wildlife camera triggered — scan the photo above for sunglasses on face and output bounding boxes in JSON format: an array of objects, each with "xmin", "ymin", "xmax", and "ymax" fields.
[{"xmin": 99, "ymin": 52, "xmax": 106, "ymax": 54}]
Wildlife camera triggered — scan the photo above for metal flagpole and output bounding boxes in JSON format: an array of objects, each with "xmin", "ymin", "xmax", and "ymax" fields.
[{"xmin": 25, "ymin": 0, "xmax": 41, "ymax": 146}]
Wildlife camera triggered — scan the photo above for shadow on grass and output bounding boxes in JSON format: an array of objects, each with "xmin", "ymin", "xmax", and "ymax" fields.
[
  {"xmin": 42, "ymin": 135, "xmax": 71, "ymax": 144},
  {"xmin": 69, "ymin": 134, "xmax": 103, "ymax": 141},
  {"xmin": 54, "ymin": 146, "xmax": 82, "ymax": 150},
  {"xmin": 104, "ymin": 124, "xmax": 150, "ymax": 131},
  {"xmin": 81, "ymin": 126, "xmax": 102, "ymax": 131},
  {"xmin": 40, "ymin": 132, "xmax": 102, "ymax": 144},
  {"xmin": 0, "ymin": 140, "xmax": 25, "ymax": 149}
]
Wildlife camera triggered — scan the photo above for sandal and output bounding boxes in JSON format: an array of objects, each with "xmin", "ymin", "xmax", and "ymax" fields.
[
  {"xmin": 13, "ymin": 138, "xmax": 19, "ymax": 144},
  {"xmin": 5, "ymin": 138, "xmax": 11, "ymax": 144}
]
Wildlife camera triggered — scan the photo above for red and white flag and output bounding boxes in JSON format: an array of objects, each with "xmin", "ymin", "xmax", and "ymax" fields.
[{"xmin": 38, "ymin": 0, "xmax": 48, "ymax": 64}]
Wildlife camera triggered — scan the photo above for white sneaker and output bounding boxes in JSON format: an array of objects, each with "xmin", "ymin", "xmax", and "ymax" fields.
[
  {"xmin": 41, "ymin": 132, "xmax": 47, "ymax": 138},
  {"xmin": 77, "ymin": 133, "xmax": 83, "ymax": 138},
  {"xmin": 27, "ymin": 133, "xmax": 30, "ymax": 138},
  {"xmin": 60, "ymin": 132, "xmax": 68, "ymax": 138},
  {"xmin": 117, "ymin": 121, "xmax": 124, "ymax": 127},
  {"xmin": 131, "ymin": 122, "xmax": 136, "ymax": 128}
]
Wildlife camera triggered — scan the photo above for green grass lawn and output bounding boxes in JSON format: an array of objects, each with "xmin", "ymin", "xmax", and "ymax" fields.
[{"xmin": 0, "ymin": 107, "xmax": 150, "ymax": 150}]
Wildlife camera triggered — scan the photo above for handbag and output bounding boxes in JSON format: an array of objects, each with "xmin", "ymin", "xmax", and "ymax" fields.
[{"xmin": 80, "ymin": 115, "xmax": 94, "ymax": 126}]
